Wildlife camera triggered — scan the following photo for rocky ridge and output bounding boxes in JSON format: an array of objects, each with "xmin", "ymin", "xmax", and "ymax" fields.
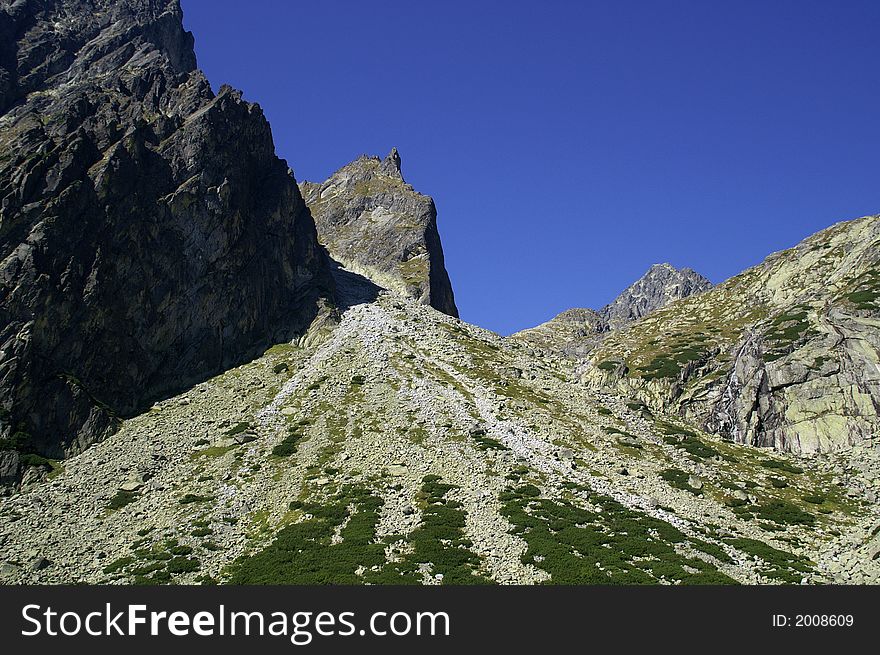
[
  {"xmin": 582, "ymin": 215, "xmax": 880, "ymax": 455},
  {"xmin": 601, "ymin": 263, "xmax": 712, "ymax": 329},
  {"xmin": 514, "ymin": 263, "xmax": 711, "ymax": 355},
  {"xmin": 300, "ymin": 148, "xmax": 458, "ymax": 317}
]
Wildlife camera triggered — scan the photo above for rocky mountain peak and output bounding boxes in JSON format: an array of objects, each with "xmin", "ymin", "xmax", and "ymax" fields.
[
  {"xmin": 514, "ymin": 263, "xmax": 710, "ymax": 354},
  {"xmin": 300, "ymin": 149, "xmax": 458, "ymax": 317},
  {"xmin": 0, "ymin": 0, "xmax": 332, "ymax": 475},
  {"xmin": 0, "ymin": 0, "xmax": 198, "ymax": 114},
  {"xmin": 600, "ymin": 262, "xmax": 712, "ymax": 329}
]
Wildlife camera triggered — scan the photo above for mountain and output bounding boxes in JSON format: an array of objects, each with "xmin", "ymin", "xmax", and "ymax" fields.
[
  {"xmin": 1, "ymin": 290, "xmax": 877, "ymax": 584},
  {"xmin": 514, "ymin": 263, "xmax": 711, "ymax": 355},
  {"xmin": 300, "ymin": 148, "xmax": 458, "ymax": 317},
  {"xmin": 0, "ymin": 0, "xmax": 332, "ymax": 477},
  {"xmin": 583, "ymin": 215, "xmax": 880, "ymax": 456},
  {"xmin": 511, "ymin": 307, "xmax": 608, "ymax": 358},
  {"xmin": 0, "ymin": 1, "xmax": 878, "ymax": 587},
  {"xmin": 600, "ymin": 263, "xmax": 712, "ymax": 329}
]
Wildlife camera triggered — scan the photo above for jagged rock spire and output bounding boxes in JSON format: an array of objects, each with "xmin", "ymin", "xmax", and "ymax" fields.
[
  {"xmin": 299, "ymin": 148, "xmax": 458, "ymax": 317},
  {"xmin": 380, "ymin": 147, "xmax": 403, "ymax": 179}
]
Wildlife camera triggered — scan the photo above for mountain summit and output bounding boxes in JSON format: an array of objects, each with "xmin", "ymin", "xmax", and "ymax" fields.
[
  {"xmin": 600, "ymin": 263, "xmax": 712, "ymax": 328},
  {"xmin": 300, "ymin": 149, "xmax": 458, "ymax": 317},
  {"xmin": 514, "ymin": 263, "xmax": 711, "ymax": 356}
]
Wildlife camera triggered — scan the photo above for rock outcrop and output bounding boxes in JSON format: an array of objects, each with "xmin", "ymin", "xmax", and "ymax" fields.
[
  {"xmin": 0, "ymin": 0, "xmax": 333, "ymax": 471},
  {"xmin": 510, "ymin": 307, "xmax": 608, "ymax": 358},
  {"xmin": 300, "ymin": 148, "xmax": 458, "ymax": 317},
  {"xmin": 583, "ymin": 215, "xmax": 880, "ymax": 455}
]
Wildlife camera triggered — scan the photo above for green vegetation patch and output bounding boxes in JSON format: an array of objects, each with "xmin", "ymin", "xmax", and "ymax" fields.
[
  {"xmin": 731, "ymin": 499, "xmax": 815, "ymax": 526},
  {"xmin": 657, "ymin": 421, "xmax": 734, "ymax": 462},
  {"xmin": 759, "ymin": 459, "xmax": 804, "ymax": 475},
  {"xmin": 106, "ymin": 490, "xmax": 139, "ymax": 510},
  {"xmin": 19, "ymin": 453, "xmax": 56, "ymax": 470},
  {"xmin": 638, "ymin": 338, "xmax": 711, "ymax": 381},
  {"xmin": 272, "ymin": 427, "xmax": 305, "ymax": 457},
  {"xmin": 500, "ymin": 486, "xmax": 735, "ymax": 584},
  {"xmin": 225, "ymin": 422, "xmax": 252, "ymax": 437},
  {"xmin": 167, "ymin": 557, "xmax": 201, "ymax": 574},
  {"xmin": 0, "ymin": 430, "xmax": 30, "ymax": 451},
  {"xmin": 105, "ymin": 538, "xmax": 208, "ymax": 584},
  {"xmin": 103, "ymin": 556, "xmax": 135, "ymax": 574},
  {"xmin": 690, "ymin": 538, "xmax": 733, "ymax": 564},
  {"xmin": 228, "ymin": 486, "xmax": 386, "ymax": 584},
  {"xmin": 840, "ymin": 266, "xmax": 880, "ymax": 311},
  {"xmin": 364, "ymin": 476, "xmax": 492, "ymax": 585},
  {"xmin": 469, "ymin": 428, "xmax": 508, "ymax": 452},
  {"xmin": 725, "ymin": 537, "xmax": 813, "ymax": 583},
  {"xmin": 663, "ymin": 435, "xmax": 719, "ymax": 460},
  {"xmin": 762, "ymin": 305, "xmax": 819, "ymax": 362},
  {"xmin": 660, "ymin": 468, "xmax": 703, "ymax": 495},
  {"xmin": 190, "ymin": 444, "xmax": 237, "ymax": 459},
  {"xmin": 180, "ymin": 493, "xmax": 214, "ymax": 505}
]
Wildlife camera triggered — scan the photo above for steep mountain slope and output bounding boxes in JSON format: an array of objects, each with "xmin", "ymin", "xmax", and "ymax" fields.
[
  {"xmin": 300, "ymin": 148, "xmax": 458, "ymax": 317},
  {"xmin": 1, "ymin": 291, "xmax": 877, "ymax": 584},
  {"xmin": 514, "ymin": 263, "xmax": 711, "ymax": 355},
  {"xmin": 0, "ymin": 0, "xmax": 332, "ymax": 475},
  {"xmin": 583, "ymin": 215, "xmax": 880, "ymax": 455}
]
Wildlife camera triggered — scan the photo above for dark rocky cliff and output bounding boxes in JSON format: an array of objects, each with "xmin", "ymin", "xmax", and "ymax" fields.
[{"xmin": 0, "ymin": 0, "xmax": 333, "ymax": 470}]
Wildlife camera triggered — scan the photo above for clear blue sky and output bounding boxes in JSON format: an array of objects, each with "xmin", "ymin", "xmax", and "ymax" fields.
[{"xmin": 181, "ymin": 0, "xmax": 880, "ymax": 335}]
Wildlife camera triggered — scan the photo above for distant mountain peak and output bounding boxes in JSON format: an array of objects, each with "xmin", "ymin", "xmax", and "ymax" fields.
[
  {"xmin": 513, "ymin": 263, "xmax": 710, "ymax": 354},
  {"xmin": 600, "ymin": 263, "xmax": 712, "ymax": 328}
]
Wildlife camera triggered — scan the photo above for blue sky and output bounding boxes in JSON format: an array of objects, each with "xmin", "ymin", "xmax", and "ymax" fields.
[{"xmin": 182, "ymin": 0, "xmax": 880, "ymax": 335}]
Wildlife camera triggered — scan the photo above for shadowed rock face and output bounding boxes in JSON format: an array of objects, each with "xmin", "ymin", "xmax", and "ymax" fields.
[
  {"xmin": 300, "ymin": 148, "xmax": 458, "ymax": 317},
  {"xmin": 0, "ymin": 0, "xmax": 333, "ymax": 462}
]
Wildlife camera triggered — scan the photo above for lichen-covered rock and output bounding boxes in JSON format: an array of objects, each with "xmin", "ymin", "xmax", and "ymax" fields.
[
  {"xmin": 300, "ymin": 148, "xmax": 458, "ymax": 317},
  {"xmin": 512, "ymin": 308, "xmax": 608, "ymax": 357},
  {"xmin": 0, "ymin": 449, "xmax": 19, "ymax": 485},
  {"xmin": 0, "ymin": 0, "xmax": 333, "ymax": 462}
]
